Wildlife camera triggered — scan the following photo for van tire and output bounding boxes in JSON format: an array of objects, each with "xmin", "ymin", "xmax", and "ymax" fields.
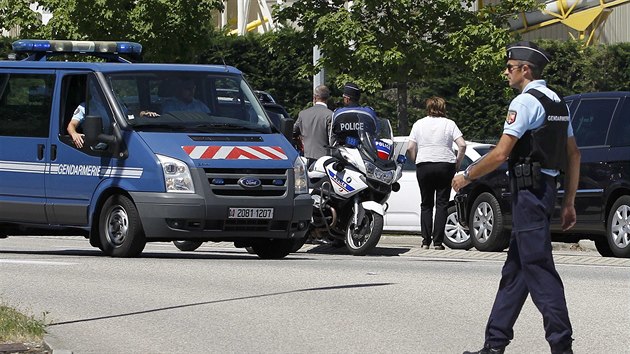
[
  {"xmin": 470, "ymin": 192, "xmax": 508, "ymax": 252},
  {"xmin": 606, "ymin": 196, "xmax": 630, "ymax": 258},
  {"xmin": 250, "ymin": 239, "xmax": 294, "ymax": 259},
  {"xmin": 99, "ymin": 194, "xmax": 146, "ymax": 257}
]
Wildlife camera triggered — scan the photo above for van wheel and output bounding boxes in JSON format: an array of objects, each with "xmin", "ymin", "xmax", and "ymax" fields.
[
  {"xmin": 173, "ymin": 241, "xmax": 203, "ymax": 252},
  {"xmin": 443, "ymin": 205, "xmax": 472, "ymax": 250},
  {"xmin": 470, "ymin": 192, "xmax": 508, "ymax": 252},
  {"xmin": 606, "ymin": 196, "xmax": 630, "ymax": 258},
  {"xmin": 99, "ymin": 194, "xmax": 146, "ymax": 257},
  {"xmin": 250, "ymin": 239, "xmax": 294, "ymax": 259}
]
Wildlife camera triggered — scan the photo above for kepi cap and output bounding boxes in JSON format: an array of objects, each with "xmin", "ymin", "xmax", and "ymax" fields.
[
  {"xmin": 343, "ymin": 82, "xmax": 361, "ymax": 101},
  {"xmin": 506, "ymin": 41, "xmax": 551, "ymax": 68}
]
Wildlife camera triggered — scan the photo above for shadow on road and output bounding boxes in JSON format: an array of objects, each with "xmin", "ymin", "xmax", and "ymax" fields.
[
  {"xmin": 47, "ymin": 282, "xmax": 395, "ymax": 327},
  {"xmin": 303, "ymin": 244, "xmax": 412, "ymax": 256}
]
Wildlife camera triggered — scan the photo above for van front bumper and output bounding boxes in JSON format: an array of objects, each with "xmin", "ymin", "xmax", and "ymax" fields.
[{"xmin": 129, "ymin": 192, "xmax": 312, "ymax": 241}]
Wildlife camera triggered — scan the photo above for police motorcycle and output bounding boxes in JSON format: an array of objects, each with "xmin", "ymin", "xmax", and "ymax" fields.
[{"xmin": 301, "ymin": 111, "xmax": 405, "ymax": 256}]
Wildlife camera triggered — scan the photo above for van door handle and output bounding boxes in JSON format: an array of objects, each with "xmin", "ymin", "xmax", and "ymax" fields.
[
  {"xmin": 37, "ymin": 144, "xmax": 45, "ymax": 160},
  {"xmin": 51, "ymin": 144, "xmax": 57, "ymax": 161}
]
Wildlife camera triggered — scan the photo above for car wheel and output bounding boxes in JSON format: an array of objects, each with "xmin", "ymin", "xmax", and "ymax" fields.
[
  {"xmin": 470, "ymin": 192, "xmax": 508, "ymax": 252},
  {"xmin": 443, "ymin": 205, "xmax": 472, "ymax": 250},
  {"xmin": 173, "ymin": 241, "xmax": 203, "ymax": 252},
  {"xmin": 605, "ymin": 196, "xmax": 630, "ymax": 258},
  {"xmin": 594, "ymin": 237, "xmax": 614, "ymax": 257},
  {"xmin": 98, "ymin": 194, "xmax": 146, "ymax": 257}
]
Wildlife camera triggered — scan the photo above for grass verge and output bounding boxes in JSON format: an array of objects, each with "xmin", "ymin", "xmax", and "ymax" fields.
[{"xmin": 0, "ymin": 302, "xmax": 47, "ymax": 344}]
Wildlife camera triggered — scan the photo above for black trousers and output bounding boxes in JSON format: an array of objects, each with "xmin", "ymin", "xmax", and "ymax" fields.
[
  {"xmin": 484, "ymin": 175, "xmax": 573, "ymax": 353},
  {"xmin": 415, "ymin": 162, "xmax": 456, "ymax": 246}
]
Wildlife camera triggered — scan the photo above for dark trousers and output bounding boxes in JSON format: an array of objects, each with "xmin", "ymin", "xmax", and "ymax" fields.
[
  {"xmin": 415, "ymin": 162, "xmax": 456, "ymax": 246},
  {"xmin": 485, "ymin": 175, "xmax": 573, "ymax": 353}
]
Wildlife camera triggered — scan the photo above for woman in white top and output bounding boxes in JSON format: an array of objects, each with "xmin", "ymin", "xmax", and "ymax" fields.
[{"xmin": 407, "ymin": 96, "xmax": 466, "ymax": 249}]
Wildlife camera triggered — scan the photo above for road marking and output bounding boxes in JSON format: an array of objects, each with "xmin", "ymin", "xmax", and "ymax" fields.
[{"xmin": 0, "ymin": 259, "xmax": 77, "ymax": 266}]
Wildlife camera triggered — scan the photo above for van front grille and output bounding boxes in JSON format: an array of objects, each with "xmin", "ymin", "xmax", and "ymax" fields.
[{"xmin": 204, "ymin": 168, "xmax": 288, "ymax": 197}]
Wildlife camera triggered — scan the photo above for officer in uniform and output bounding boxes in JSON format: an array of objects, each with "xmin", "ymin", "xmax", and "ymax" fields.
[
  {"xmin": 452, "ymin": 41, "xmax": 581, "ymax": 354},
  {"xmin": 329, "ymin": 82, "xmax": 380, "ymax": 146}
]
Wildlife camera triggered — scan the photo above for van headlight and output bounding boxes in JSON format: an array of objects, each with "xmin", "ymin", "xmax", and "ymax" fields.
[
  {"xmin": 293, "ymin": 157, "xmax": 308, "ymax": 194},
  {"xmin": 156, "ymin": 154, "xmax": 195, "ymax": 193}
]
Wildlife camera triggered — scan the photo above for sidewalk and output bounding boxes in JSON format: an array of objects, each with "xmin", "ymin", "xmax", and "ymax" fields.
[{"xmin": 377, "ymin": 234, "xmax": 598, "ymax": 252}]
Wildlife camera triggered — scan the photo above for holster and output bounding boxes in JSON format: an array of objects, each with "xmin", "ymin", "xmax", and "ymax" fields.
[{"xmin": 512, "ymin": 159, "xmax": 542, "ymax": 190}]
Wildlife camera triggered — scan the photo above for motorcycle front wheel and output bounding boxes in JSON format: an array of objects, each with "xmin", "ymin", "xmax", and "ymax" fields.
[{"xmin": 345, "ymin": 209, "xmax": 383, "ymax": 256}]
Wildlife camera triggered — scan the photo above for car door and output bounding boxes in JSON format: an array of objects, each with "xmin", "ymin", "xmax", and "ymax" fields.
[
  {"xmin": 44, "ymin": 72, "xmax": 118, "ymax": 226},
  {"xmin": 0, "ymin": 69, "xmax": 55, "ymax": 223},
  {"xmin": 562, "ymin": 95, "xmax": 620, "ymax": 229}
]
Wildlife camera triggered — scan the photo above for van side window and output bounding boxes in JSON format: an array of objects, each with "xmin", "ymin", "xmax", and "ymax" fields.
[
  {"xmin": 607, "ymin": 99, "xmax": 630, "ymax": 147},
  {"xmin": 570, "ymin": 98, "xmax": 617, "ymax": 147},
  {"xmin": 0, "ymin": 73, "xmax": 54, "ymax": 137},
  {"xmin": 62, "ymin": 74, "xmax": 114, "ymax": 143}
]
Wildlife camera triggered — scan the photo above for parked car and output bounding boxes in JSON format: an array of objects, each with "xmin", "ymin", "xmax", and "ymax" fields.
[
  {"xmin": 384, "ymin": 137, "xmax": 495, "ymax": 249},
  {"xmin": 255, "ymin": 90, "xmax": 277, "ymax": 104},
  {"xmin": 458, "ymin": 91, "xmax": 630, "ymax": 258}
]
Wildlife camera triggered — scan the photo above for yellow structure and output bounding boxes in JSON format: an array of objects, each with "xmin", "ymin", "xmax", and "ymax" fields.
[
  {"xmin": 503, "ymin": 0, "xmax": 630, "ymax": 45},
  {"xmin": 218, "ymin": 0, "xmax": 277, "ymax": 35}
]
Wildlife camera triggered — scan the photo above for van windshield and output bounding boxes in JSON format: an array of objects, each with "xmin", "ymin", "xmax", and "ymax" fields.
[{"xmin": 105, "ymin": 72, "xmax": 273, "ymax": 134}]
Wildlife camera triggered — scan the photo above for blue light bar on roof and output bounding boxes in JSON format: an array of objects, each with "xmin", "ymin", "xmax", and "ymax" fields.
[{"xmin": 12, "ymin": 39, "xmax": 142, "ymax": 55}]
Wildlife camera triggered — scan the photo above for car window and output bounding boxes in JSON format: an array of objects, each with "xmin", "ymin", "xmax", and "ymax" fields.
[
  {"xmin": 473, "ymin": 146, "xmax": 493, "ymax": 156},
  {"xmin": 607, "ymin": 98, "xmax": 630, "ymax": 147},
  {"xmin": 459, "ymin": 155, "xmax": 473, "ymax": 171},
  {"xmin": 0, "ymin": 73, "xmax": 54, "ymax": 137},
  {"xmin": 571, "ymin": 98, "xmax": 618, "ymax": 147}
]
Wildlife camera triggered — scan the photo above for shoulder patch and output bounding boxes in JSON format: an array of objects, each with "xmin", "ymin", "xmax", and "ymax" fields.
[{"xmin": 506, "ymin": 110, "xmax": 517, "ymax": 125}]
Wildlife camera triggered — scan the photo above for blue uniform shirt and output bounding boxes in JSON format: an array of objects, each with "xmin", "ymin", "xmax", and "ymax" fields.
[
  {"xmin": 162, "ymin": 98, "xmax": 211, "ymax": 113},
  {"xmin": 503, "ymin": 80, "xmax": 574, "ymax": 176}
]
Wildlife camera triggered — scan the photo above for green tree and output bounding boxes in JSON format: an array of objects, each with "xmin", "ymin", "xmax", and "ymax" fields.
[
  {"xmin": 275, "ymin": 0, "xmax": 539, "ymax": 134},
  {"xmin": 0, "ymin": 0, "xmax": 224, "ymax": 62}
]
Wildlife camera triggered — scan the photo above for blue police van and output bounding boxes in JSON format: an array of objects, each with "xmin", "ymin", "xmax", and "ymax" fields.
[{"xmin": 0, "ymin": 40, "xmax": 312, "ymax": 258}]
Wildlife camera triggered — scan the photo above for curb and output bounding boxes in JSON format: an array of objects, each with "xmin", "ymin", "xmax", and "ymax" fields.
[{"xmin": 378, "ymin": 234, "xmax": 598, "ymax": 252}]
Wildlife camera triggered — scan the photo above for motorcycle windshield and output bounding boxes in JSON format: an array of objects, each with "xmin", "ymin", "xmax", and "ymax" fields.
[{"xmin": 358, "ymin": 129, "xmax": 396, "ymax": 165}]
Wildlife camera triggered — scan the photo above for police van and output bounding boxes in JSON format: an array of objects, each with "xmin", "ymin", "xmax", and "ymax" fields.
[{"xmin": 0, "ymin": 40, "xmax": 312, "ymax": 258}]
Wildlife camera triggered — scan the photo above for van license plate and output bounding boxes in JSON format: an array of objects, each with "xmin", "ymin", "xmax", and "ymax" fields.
[{"xmin": 228, "ymin": 208, "xmax": 274, "ymax": 219}]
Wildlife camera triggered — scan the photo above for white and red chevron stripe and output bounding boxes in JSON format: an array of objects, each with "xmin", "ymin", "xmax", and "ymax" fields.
[{"xmin": 182, "ymin": 146, "xmax": 288, "ymax": 160}]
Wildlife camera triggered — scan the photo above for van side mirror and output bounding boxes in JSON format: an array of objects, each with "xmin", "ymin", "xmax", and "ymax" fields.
[
  {"xmin": 279, "ymin": 116, "xmax": 295, "ymax": 142},
  {"xmin": 83, "ymin": 115, "xmax": 117, "ymax": 148}
]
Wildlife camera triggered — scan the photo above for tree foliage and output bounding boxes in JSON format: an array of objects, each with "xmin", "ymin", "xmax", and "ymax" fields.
[
  {"xmin": 0, "ymin": 0, "xmax": 224, "ymax": 62},
  {"xmin": 274, "ymin": 0, "xmax": 540, "ymax": 134}
]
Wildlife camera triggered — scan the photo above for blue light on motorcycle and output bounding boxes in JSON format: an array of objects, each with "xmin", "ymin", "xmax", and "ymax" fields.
[
  {"xmin": 345, "ymin": 136, "xmax": 359, "ymax": 148},
  {"xmin": 396, "ymin": 154, "xmax": 407, "ymax": 164}
]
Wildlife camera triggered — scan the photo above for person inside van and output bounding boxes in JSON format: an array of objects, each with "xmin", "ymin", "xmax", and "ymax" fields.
[
  {"xmin": 161, "ymin": 79, "xmax": 210, "ymax": 114},
  {"xmin": 67, "ymin": 81, "xmax": 110, "ymax": 149}
]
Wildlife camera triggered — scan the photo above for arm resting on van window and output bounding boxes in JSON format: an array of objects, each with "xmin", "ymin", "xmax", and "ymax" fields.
[
  {"xmin": 67, "ymin": 119, "xmax": 84, "ymax": 148},
  {"xmin": 561, "ymin": 136, "xmax": 581, "ymax": 231}
]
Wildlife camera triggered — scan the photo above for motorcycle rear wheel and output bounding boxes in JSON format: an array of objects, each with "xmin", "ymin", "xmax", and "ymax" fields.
[{"xmin": 345, "ymin": 209, "xmax": 383, "ymax": 256}]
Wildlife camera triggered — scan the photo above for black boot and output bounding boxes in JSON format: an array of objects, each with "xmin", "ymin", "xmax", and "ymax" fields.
[{"xmin": 463, "ymin": 346, "xmax": 505, "ymax": 354}]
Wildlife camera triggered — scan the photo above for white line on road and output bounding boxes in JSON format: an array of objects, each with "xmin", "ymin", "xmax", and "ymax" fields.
[{"xmin": 0, "ymin": 259, "xmax": 78, "ymax": 266}]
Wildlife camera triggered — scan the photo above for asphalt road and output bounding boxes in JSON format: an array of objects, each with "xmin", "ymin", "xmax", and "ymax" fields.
[{"xmin": 1, "ymin": 236, "xmax": 628, "ymax": 354}]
